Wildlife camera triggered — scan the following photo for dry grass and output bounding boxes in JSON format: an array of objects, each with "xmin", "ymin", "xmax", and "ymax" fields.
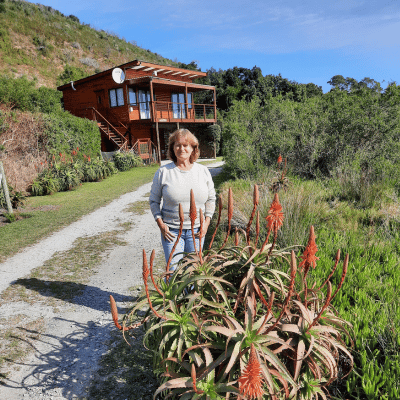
[
  {"xmin": 0, "ymin": 316, "xmax": 45, "ymax": 378},
  {"xmin": 0, "ymin": 231, "xmax": 127, "ymax": 308},
  {"xmin": 0, "ymin": 105, "xmax": 48, "ymax": 192}
]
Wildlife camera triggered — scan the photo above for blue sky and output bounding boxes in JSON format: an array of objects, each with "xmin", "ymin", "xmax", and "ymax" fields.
[{"xmin": 42, "ymin": 0, "xmax": 400, "ymax": 92}]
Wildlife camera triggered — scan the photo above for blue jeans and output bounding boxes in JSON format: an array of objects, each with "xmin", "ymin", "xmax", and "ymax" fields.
[{"xmin": 161, "ymin": 227, "xmax": 205, "ymax": 272}]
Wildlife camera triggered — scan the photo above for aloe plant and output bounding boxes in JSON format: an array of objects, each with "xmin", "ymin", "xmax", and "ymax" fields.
[{"xmin": 111, "ymin": 185, "xmax": 354, "ymax": 399}]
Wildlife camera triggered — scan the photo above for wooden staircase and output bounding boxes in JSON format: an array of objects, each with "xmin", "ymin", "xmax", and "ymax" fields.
[
  {"xmin": 97, "ymin": 121, "xmax": 127, "ymax": 149},
  {"xmin": 89, "ymin": 108, "xmax": 128, "ymax": 151}
]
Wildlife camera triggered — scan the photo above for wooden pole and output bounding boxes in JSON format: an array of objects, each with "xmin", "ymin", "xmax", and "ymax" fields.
[
  {"xmin": 0, "ymin": 161, "xmax": 13, "ymax": 214},
  {"xmin": 184, "ymin": 84, "xmax": 188, "ymax": 120},
  {"xmin": 213, "ymin": 87, "xmax": 217, "ymax": 120},
  {"xmin": 149, "ymin": 80, "xmax": 155, "ymax": 121},
  {"xmin": 155, "ymin": 122, "xmax": 161, "ymax": 165}
]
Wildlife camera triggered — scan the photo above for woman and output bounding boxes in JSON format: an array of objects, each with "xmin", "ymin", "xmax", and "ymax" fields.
[{"xmin": 149, "ymin": 128, "xmax": 216, "ymax": 271}]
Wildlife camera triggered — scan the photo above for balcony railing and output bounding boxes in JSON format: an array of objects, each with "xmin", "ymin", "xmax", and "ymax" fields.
[{"xmin": 134, "ymin": 101, "xmax": 216, "ymax": 122}]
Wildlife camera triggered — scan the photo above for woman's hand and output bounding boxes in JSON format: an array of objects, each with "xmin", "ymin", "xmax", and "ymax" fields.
[
  {"xmin": 196, "ymin": 216, "xmax": 211, "ymax": 238},
  {"xmin": 157, "ymin": 218, "xmax": 176, "ymax": 242}
]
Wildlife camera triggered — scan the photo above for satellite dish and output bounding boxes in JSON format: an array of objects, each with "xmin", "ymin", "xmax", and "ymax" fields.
[
  {"xmin": 70, "ymin": 81, "xmax": 76, "ymax": 91},
  {"xmin": 112, "ymin": 68, "xmax": 125, "ymax": 84}
]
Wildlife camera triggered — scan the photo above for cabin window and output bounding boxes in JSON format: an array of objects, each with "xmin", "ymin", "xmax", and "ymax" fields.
[
  {"xmin": 128, "ymin": 87, "xmax": 137, "ymax": 105},
  {"xmin": 171, "ymin": 93, "xmax": 186, "ymax": 119},
  {"xmin": 109, "ymin": 88, "xmax": 124, "ymax": 107},
  {"xmin": 138, "ymin": 90, "xmax": 151, "ymax": 119}
]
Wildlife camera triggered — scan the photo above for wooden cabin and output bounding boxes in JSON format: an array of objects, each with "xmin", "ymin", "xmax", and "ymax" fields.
[{"xmin": 57, "ymin": 60, "xmax": 217, "ymax": 162}]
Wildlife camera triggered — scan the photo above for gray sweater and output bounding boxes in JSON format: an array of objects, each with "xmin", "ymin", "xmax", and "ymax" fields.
[{"xmin": 149, "ymin": 162, "xmax": 216, "ymax": 229}]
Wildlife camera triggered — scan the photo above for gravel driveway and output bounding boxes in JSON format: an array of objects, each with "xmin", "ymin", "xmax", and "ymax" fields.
[{"xmin": 0, "ymin": 161, "xmax": 224, "ymax": 399}]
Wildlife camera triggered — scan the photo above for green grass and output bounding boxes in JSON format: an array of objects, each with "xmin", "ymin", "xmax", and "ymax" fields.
[
  {"xmin": 197, "ymin": 156, "xmax": 223, "ymax": 166},
  {"xmin": 0, "ymin": 165, "xmax": 158, "ymax": 262}
]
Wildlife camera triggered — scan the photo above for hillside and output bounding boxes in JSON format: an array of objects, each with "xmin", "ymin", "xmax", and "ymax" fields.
[{"xmin": 0, "ymin": 0, "xmax": 178, "ymax": 88}]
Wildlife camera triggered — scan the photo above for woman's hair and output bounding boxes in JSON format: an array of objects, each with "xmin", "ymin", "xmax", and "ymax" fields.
[{"xmin": 167, "ymin": 128, "xmax": 200, "ymax": 163}]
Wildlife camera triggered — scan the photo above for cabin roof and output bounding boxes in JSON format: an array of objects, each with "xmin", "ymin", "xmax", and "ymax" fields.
[{"xmin": 57, "ymin": 59, "xmax": 207, "ymax": 91}]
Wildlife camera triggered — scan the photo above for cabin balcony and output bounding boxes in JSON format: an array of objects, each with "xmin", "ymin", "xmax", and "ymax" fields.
[{"xmin": 128, "ymin": 101, "xmax": 216, "ymax": 123}]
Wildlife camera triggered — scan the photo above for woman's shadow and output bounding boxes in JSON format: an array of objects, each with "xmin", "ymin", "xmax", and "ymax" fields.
[{"xmin": 9, "ymin": 277, "xmax": 133, "ymax": 312}]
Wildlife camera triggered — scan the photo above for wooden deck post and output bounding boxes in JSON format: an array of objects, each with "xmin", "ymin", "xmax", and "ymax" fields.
[
  {"xmin": 185, "ymin": 84, "xmax": 189, "ymax": 121},
  {"xmin": 150, "ymin": 80, "xmax": 155, "ymax": 121},
  {"xmin": 213, "ymin": 87, "xmax": 217, "ymax": 120},
  {"xmin": 0, "ymin": 161, "xmax": 13, "ymax": 214},
  {"xmin": 155, "ymin": 122, "xmax": 161, "ymax": 165}
]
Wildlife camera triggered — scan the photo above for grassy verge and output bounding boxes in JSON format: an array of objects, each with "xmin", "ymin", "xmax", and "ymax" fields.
[{"xmin": 0, "ymin": 165, "xmax": 158, "ymax": 262}]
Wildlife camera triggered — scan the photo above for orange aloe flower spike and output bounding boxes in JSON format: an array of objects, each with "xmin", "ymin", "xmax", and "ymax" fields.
[
  {"xmin": 189, "ymin": 189, "xmax": 198, "ymax": 255},
  {"xmin": 277, "ymin": 154, "xmax": 283, "ymax": 164},
  {"xmin": 261, "ymin": 193, "xmax": 284, "ymax": 254},
  {"xmin": 109, "ymin": 295, "xmax": 132, "ymax": 331},
  {"xmin": 191, "ymin": 364, "xmax": 204, "ymax": 394},
  {"xmin": 143, "ymin": 249, "xmax": 165, "ymax": 319},
  {"xmin": 198, "ymin": 208, "xmax": 204, "ymax": 263},
  {"xmin": 235, "ymin": 227, "xmax": 239, "ymax": 246},
  {"xmin": 149, "ymin": 249, "xmax": 163, "ymax": 296},
  {"xmin": 307, "ymin": 281, "xmax": 332, "ymax": 332},
  {"xmin": 318, "ymin": 249, "xmax": 341, "ymax": 290},
  {"xmin": 246, "ymin": 185, "xmax": 259, "ymax": 245},
  {"xmin": 220, "ymin": 187, "xmax": 233, "ymax": 250},
  {"xmin": 255, "ymin": 210, "xmax": 260, "ymax": 248},
  {"xmin": 298, "ymin": 225, "xmax": 319, "ymax": 276},
  {"xmin": 166, "ymin": 204, "xmax": 184, "ymax": 274},
  {"xmin": 209, "ymin": 194, "xmax": 222, "ymax": 249},
  {"xmin": 330, "ymin": 253, "xmax": 349, "ymax": 301},
  {"xmin": 266, "ymin": 193, "xmax": 284, "ymax": 233},
  {"xmin": 238, "ymin": 344, "xmax": 264, "ymax": 399}
]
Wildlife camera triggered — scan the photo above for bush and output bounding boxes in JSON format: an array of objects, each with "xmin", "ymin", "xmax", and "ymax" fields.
[
  {"xmin": 43, "ymin": 111, "xmax": 100, "ymax": 160},
  {"xmin": 113, "ymin": 151, "xmax": 142, "ymax": 171},
  {"xmin": 31, "ymin": 170, "xmax": 60, "ymax": 195},
  {"xmin": 56, "ymin": 65, "xmax": 87, "ymax": 86},
  {"xmin": 30, "ymin": 154, "xmax": 118, "ymax": 196},
  {"xmin": 0, "ymin": 184, "xmax": 27, "ymax": 209},
  {"xmin": 204, "ymin": 124, "xmax": 222, "ymax": 155},
  {"xmin": 0, "ymin": 75, "xmax": 62, "ymax": 113},
  {"xmin": 222, "ymin": 86, "xmax": 400, "ymax": 188}
]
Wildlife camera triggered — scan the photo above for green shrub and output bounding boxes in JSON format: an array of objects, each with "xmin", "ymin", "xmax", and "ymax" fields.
[
  {"xmin": 204, "ymin": 124, "xmax": 222, "ymax": 154},
  {"xmin": 30, "ymin": 155, "xmax": 118, "ymax": 195},
  {"xmin": 3, "ymin": 212, "xmax": 17, "ymax": 223},
  {"xmin": 30, "ymin": 170, "xmax": 60, "ymax": 196},
  {"xmin": 43, "ymin": 111, "xmax": 100, "ymax": 160},
  {"xmin": 0, "ymin": 75, "xmax": 62, "ymax": 113},
  {"xmin": 222, "ymin": 86, "xmax": 400, "ymax": 188},
  {"xmin": 56, "ymin": 65, "xmax": 87, "ymax": 86},
  {"xmin": 113, "ymin": 151, "xmax": 142, "ymax": 171},
  {"xmin": 0, "ymin": 184, "xmax": 26, "ymax": 209}
]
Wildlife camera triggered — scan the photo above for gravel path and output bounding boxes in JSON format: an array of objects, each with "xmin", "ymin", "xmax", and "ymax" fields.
[{"xmin": 0, "ymin": 161, "xmax": 224, "ymax": 399}]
